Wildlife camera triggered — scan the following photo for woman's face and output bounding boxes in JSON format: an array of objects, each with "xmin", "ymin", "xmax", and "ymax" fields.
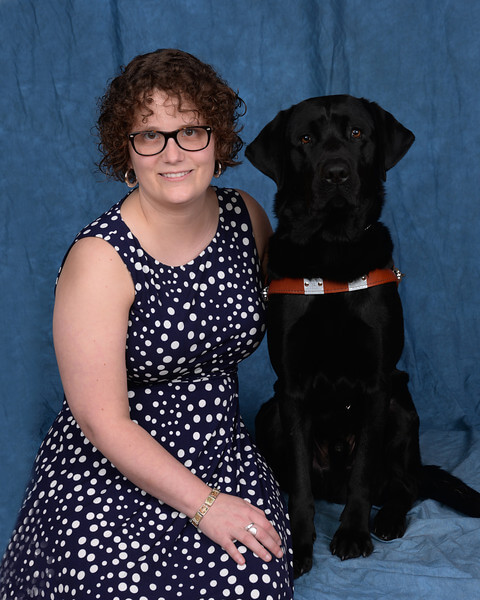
[{"xmin": 127, "ymin": 89, "xmax": 216, "ymax": 209}]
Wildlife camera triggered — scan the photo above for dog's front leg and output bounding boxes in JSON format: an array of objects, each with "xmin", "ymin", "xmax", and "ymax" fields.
[
  {"xmin": 278, "ymin": 383, "xmax": 317, "ymax": 577},
  {"xmin": 330, "ymin": 386, "xmax": 388, "ymax": 560}
]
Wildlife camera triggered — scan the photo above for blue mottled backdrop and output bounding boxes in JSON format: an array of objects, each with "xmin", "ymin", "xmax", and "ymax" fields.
[{"xmin": 1, "ymin": 1, "xmax": 480, "ymax": 598}]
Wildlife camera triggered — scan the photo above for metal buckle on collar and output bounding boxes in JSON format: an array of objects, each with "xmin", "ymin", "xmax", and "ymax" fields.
[{"xmin": 393, "ymin": 267, "xmax": 404, "ymax": 281}]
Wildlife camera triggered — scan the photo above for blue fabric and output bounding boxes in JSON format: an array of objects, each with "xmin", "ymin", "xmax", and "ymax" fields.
[{"xmin": 1, "ymin": 1, "xmax": 479, "ymax": 598}]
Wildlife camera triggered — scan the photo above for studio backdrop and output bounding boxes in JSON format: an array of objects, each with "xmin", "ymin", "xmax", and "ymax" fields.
[{"xmin": 1, "ymin": 1, "xmax": 480, "ymax": 599}]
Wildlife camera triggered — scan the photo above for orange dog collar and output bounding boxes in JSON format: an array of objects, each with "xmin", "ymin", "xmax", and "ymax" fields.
[{"xmin": 263, "ymin": 268, "xmax": 403, "ymax": 300}]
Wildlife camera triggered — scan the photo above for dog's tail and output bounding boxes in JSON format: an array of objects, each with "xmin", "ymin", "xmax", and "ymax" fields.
[{"xmin": 419, "ymin": 465, "xmax": 480, "ymax": 517}]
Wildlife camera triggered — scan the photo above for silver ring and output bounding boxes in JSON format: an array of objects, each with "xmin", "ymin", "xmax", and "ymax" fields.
[{"xmin": 245, "ymin": 522, "xmax": 257, "ymax": 536}]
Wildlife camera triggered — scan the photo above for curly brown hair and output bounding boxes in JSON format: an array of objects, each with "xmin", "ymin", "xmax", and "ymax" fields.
[{"xmin": 96, "ymin": 48, "xmax": 246, "ymax": 181}]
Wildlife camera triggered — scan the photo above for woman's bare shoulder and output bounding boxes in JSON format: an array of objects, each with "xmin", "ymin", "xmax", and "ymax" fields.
[{"xmin": 56, "ymin": 236, "xmax": 134, "ymax": 305}]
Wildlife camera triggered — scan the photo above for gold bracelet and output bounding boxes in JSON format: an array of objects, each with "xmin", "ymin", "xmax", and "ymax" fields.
[{"xmin": 191, "ymin": 488, "xmax": 220, "ymax": 528}]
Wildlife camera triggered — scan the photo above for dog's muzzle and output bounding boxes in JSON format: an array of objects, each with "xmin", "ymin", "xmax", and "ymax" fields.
[{"xmin": 322, "ymin": 158, "xmax": 350, "ymax": 185}]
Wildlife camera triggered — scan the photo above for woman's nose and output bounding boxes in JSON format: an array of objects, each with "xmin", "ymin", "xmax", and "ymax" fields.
[{"xmin": 162, "ymin": 137, "xmax": 184, "ymax": 161}]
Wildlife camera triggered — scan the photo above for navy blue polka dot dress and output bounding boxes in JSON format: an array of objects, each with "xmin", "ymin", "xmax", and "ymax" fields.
[{"xmin": 0, "ymin": 187, "xmax": 294, "ymax": 599}]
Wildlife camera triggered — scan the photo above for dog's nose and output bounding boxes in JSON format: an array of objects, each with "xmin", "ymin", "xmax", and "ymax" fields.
[{"xmin": 322, "ymin": 160, "xmax": 350, "ymax": 185}]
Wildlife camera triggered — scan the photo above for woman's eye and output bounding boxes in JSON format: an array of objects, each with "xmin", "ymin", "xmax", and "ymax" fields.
[
  {"xmin": 351, "ymin": 128, "xmax": 362, "ymax": 139},
  {"xmin": 182, "ymin": 127, "xmax": 197, "ymax": 137},
  {"xmin": 143, "ymin": 131, "xmax": 160, "ymax": 141},
  {"xmin": 300, "ymin": 134, "xmax": 312, "ymax": 145}
]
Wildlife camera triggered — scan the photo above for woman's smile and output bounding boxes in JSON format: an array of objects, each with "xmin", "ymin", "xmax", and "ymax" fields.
[{"xmin": 160, "ymin": 169, "xmax": 193, "ymax": 179}]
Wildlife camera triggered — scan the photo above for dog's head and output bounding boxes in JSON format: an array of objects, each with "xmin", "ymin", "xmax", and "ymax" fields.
[{"xmin": 246, "ymin": 95, "xmax": 414, "ymax": 242}]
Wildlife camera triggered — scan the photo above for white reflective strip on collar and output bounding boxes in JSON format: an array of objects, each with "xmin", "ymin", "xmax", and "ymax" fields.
[
  {"xmin": 348, "ymin": 276, "xmax": 369, "ymax": 291},
  {"xmin": 303, "ymin": 275, "xmax": 369, "ymax": 294},
  {"xmin": 303, "ymin": 278, "xmax": 325, "ymax": 294}
]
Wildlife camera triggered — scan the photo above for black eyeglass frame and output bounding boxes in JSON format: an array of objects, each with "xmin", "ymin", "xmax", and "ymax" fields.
[{"xmin": 128, "ymin": 126, "xmax": 213, "ymax": 156}]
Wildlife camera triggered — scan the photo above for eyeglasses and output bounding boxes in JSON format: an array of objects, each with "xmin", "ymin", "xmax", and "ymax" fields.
[{"xmin": 128, "ymin": 126, "xmax": 213, "ymax": 156}]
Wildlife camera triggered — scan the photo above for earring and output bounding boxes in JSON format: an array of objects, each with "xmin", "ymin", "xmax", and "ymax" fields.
[
  {"xmin": 214, "ymin": 161, "xmax": 223, "ymax": 178},
  {"xmin": 124, "ymin": 168, "xmax": 137, "ymax": 188}
]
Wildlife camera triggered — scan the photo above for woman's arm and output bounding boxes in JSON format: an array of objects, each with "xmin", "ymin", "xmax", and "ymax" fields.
[{"xmin": 53, "ymin": 236, "xmax": 283, "ymax": 565}]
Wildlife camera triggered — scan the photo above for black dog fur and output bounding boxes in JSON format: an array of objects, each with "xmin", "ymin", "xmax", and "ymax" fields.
[{"xmin": 245, "ymin": 95, "xmax": 480, "ymax": 578}]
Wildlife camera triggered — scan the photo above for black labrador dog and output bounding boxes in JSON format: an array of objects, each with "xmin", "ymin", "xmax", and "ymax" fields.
[{"xmin": 245, "ymin": 95, "xmax": 480, "ymax": 577}]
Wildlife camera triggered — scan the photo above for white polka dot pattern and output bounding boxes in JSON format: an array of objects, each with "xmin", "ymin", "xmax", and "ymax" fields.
[{"xmin": 0, "ymin": 188, "xmax": 294, "ymax": 599}]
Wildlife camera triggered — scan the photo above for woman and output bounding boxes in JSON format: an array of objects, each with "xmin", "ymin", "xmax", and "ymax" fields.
[{"xmin": 0, "ymin": 49, "xmax": 294, "ymax": 599}]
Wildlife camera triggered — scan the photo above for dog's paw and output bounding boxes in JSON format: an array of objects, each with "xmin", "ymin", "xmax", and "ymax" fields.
[
  {"xmin": 292, "ymin": 533, "xmax": 316, "ymax": 578},
  {"xmin": 372, "ymin": 506, "xmax": 407, "ymax": 540},
  {"xmin": 330, "ymin": 527, "xmax": 373, "ymax": 560}
]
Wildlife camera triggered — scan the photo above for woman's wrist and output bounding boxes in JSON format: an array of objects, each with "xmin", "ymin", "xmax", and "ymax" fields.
[{"xmin": 190, "ymin": 487, "xmax": 221, "ymax": 528}]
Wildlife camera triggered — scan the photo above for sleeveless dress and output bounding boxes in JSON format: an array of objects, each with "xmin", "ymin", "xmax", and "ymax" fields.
[{"xmin": 0, "ymin": 187, "xmax": 294, "ymax": 600}]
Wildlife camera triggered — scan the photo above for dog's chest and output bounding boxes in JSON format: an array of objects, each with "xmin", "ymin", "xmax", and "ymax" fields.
[
  {"xmin": 266, "ymin": 288, "xmax": 401, "ymax": 394},
  {"xmin": 295, "ymin": 295, "xmax": 376, "ymax": 364}
]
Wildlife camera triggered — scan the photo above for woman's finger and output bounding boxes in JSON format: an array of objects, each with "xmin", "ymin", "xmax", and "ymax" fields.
[
  {"xmin": 239, "ymin": 522, "xmax": 283, "ymax": 560},
  {"xmin": 222, "ymin": 538, "xmax": 247, "ymax": 566},
  {"xmin": 247, "ymin": 505, "xmax": 283, "ymax": 546}
]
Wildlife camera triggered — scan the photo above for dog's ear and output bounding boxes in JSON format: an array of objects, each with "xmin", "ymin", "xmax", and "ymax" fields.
[
  {"xmin": 245, "ymin": 107, "xmax": 293, "ymax": 188},
  {"xmin": 365, "ymin": 100, "xmax": 415, "ymax": 180}
]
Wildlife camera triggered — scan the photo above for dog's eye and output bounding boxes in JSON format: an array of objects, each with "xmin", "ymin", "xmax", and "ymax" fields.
[
  {"xmin": 351, "ymin": 128, "xmax": 362, "ymax": 139},
  {"xmin": 300, "ymin": 135, "xmax": 312, "ymax": 145}
]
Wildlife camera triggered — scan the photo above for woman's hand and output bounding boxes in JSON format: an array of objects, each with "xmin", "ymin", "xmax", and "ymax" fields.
[{"xmin": 197, "ymin": 492, "xmax": 284, "ymax": 566}]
